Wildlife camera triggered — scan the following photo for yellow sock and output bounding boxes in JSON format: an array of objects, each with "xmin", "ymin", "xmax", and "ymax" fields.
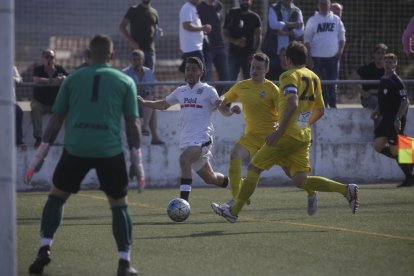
[
  {"xmin": 229, "ymin": 159, "xmax": 242, "ymax": 198},
  {"xmin": 301, "ymin": 176, "xmax": 347, "ymax": 196},
  {"xmin": 231, "ymin": 170, "xmax": 260, "ymax": 215}
]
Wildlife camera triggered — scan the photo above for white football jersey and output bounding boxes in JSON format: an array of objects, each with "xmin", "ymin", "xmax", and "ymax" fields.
[{"xmin": 166, "ymin": 82, "xmax": 220, "ymax": 148}]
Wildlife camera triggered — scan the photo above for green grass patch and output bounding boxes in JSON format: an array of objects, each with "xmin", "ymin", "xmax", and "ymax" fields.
[{"xmin": 18, "ymin": 185, "xmax": 414, "ymax": 275}]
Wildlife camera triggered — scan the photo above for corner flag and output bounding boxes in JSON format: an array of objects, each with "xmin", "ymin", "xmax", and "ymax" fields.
[{"xmin": 398, "ymin": 135, "xmax": 414, "ymax": 164}]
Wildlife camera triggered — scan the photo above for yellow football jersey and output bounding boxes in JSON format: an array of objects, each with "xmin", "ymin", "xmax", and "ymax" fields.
[
  {"xmin": 223, "ymin": 79, "xmax": 279, "ymax": 137},
  {"xmin": 279, "ymin": 67, "xmax": 324, "ymax": 142}
]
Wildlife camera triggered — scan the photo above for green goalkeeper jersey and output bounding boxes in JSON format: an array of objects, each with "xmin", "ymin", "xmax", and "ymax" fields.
[{"xmin": 53, "ymin": 63, "xmax": 138, "ymax": 157}]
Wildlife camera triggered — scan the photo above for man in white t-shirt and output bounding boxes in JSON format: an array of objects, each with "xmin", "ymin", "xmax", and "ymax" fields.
[
  {"xmin": 178, "ymin": 0, "xmax": 212, "ymax": 73},
  {"xmin": 138, "ymin": 56, "xmax": 228, "ymax": 201},
  {"xmin": 304, "ymin": 0, "xmax": 345, "ymax": 108}
]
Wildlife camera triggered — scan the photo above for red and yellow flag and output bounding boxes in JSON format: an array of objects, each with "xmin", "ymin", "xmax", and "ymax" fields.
[{"xmin": 398, "ymin": 135, "xmax": 414, "ymax": 164}]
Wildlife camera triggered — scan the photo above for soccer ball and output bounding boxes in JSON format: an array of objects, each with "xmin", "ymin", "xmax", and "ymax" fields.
[{"xmin": 167, "ymin": 198, "xmax": 191, "ymax": 222}]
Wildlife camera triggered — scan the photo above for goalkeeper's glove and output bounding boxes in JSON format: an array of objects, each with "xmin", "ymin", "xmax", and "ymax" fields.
[
  {"xmin": 129, "ymin": 148, "xmax": 145, "ymax": 193},
  {"xmin": 24, "ymin": 142, "xmax": 50, "ymax": 184}
]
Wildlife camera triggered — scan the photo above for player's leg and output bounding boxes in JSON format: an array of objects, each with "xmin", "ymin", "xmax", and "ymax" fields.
[
  {"xmin": 98, "ymin": 153, "xmax": 138, "ymax": 276},
  {"xmin": 179, "ymin": 146, "xmax": 202, "ymax": 201},
  {"xmin": 228, "ymin": 143, "xmax": 250, "ymax": 198},
  {"xmin": 196, "ymin": 162, "xmax": 228, "ymax": 187},
  {"xmin": 29, "ymin": 150, "xmax": 88, "ymax": 274}
]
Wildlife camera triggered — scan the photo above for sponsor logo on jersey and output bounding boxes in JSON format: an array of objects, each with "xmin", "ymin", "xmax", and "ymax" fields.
[
  {"xmin": 197, "ymin": 88, "xmax": 204, "ymax": 94},
  {"xmin": 259, "ymin": 91, "xmax": 266, "ymax": 97}
]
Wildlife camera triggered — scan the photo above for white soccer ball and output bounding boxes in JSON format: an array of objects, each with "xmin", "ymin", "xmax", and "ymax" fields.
[{"xmin": 167, "ymin": 198, "xmax": 191, "ymax": 222}]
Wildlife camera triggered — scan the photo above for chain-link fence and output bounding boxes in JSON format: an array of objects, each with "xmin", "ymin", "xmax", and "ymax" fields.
[{"xmin": 15, "ymin": 0, "xmax": 414, "ymax": 103}]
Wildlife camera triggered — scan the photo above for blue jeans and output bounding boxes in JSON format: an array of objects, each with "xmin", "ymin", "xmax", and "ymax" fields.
[
  {"xmin": 228, "ymin": 53, "xmax": 251, "ymax": 81},
  {"xmin": 312, "ymin": 56, "xmax": 339, "ymax": 108},
  {"xmin": 267, "ymin": 54, "xmax": 284, "ymax": 81},
  {"xmin": 144, "ymin": 51, "xmax": 156, "ymax": 72},
  {"xmin": 204, "ymin": 47, "xmax": 229, "ymax": 95}
]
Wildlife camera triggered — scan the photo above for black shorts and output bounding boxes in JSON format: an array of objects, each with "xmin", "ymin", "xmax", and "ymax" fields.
[
  {"xmin": 374, "ymin": 116, "xmax": 406, "ymax": 145},
  {"xmin": 53, "ymin": 149, "xmax": 129, "ymax": 199}
]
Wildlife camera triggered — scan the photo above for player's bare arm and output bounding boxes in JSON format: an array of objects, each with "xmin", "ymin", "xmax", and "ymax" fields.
[
  {"xmin": 266, "ymin": 95, "xmax": 297, "ymax": 146},
  {"xmin": 42, "ymin": 113, "xmax": 66, "ymax": 144},
  {"xmin": 138, "ymin": 96, "xmax": 171, "ymax": 110},
  {"xmin": 308, "ymin": 108, "xmax": 324, "ymax": 126},
  {"xmin": 125, "ymin": 116, "xmax": 141, "ymax": 149}
]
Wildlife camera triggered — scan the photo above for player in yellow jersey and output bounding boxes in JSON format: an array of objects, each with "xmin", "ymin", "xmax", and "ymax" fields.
[
  {"xmin": 211, "ymin": 41, "xmax": 359, "ymax": 223},
  {"xmin": 218, "ymin": 53, "xmax": 279, "ymax": 203}
]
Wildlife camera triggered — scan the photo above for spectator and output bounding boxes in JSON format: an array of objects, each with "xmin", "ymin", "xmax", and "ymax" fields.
[
  {"xmin": 25, "ymin": 34, "xmax": 142, "ymax": 276},
  {"xmin": 371, "ymin": 53, "xmax": 413, "ymax": 187},
  {"xmin": 197, "ymin": 0, "xmax": 229, "ymax": 94},
  {"xmin": 13, "ymin": 66, "xmax": 25, "ymax": 147},
  {"xmin": 348, "ymin": 43, "xmax": 387, "ymax": 110},
  {"xmin": 330, "ymin": 2, "xmax": 343, "ymax": 18},
  {"xmin": 223, "ymin": 0, "xmax": 262, "ymax": 81},
  {"xmin": 178, "ymin": 0, "xmax": 211, "ymax": 73},
  {"xmin": 119, "ymin": 0, "xmax": 162, "ymax": 71},
  {"xmin": 122, "ymin": 49, "xmax": 164, "ymax": 145},
  {"xmin": 402, "ymin": 16, "xmax": 414, "ymax": 59},
  {"xmin": 262, "ymin": 0, "xmax": 304, "ymax": 81},
  {"xmin": 304, "ymin": 0, "xmax": 346, "ymax": 108},
  {"xmin": 138, "ymin": 57, "xmax": 228, "ymax": 202},
  {"xmin": 31, "ymin": 49, "xmax": 68, "ymax": 147}
]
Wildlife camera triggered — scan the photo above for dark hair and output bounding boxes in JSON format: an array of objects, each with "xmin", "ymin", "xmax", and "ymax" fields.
[
  {"xmin": 374, "ymin": 43, "xmax": 388, "ymax": 52},
  {"xmin": 252, "ymin": 52, "xmax": 269, "ymax": 67},
  {"xmin": 89, "ymin": 34, "xmax": 113, "ymax": 59},
  {"xmin": 285, "ymin": 41, "xmax": 307, "ymax": 65},
  {"xmin": 186, "ymin": 56, "xmax": 204, "ymax": 70},
  {"xmin": 384, "ymin": 53, "xmax": 397, "ymax": 63}
]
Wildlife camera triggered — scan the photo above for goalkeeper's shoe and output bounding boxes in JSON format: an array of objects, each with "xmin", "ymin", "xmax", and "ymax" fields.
[
  {"xmin": 117, "ymin": 259, "xmax": 138, "ymax": 276},
  {"xmin": 346, "ymin": 184, "xmax": 359, "ymax": 214},
  {"xmin": 211, "ymin": 202, "xmax": 238, "ymax": 223},
  {"xmin": 28, "ymin": 246, "xmax": 51, "ymax": 275}
]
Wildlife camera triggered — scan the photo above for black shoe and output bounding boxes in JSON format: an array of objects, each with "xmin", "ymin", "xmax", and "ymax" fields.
[
  {"xmin": 117, "ymin": 259, "xmax": 138, "ymax": 276},
  {"xmin": 397, "ymin": 177, "xmax": 414, "ymax": 187},
  {"xmin": 29, "ymin": 246, "xmax": 51, "ymax": 275}
]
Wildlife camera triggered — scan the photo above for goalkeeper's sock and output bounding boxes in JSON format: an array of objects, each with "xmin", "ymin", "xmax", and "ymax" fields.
[
  {"xmin": 231, "ymin": 170, "xmax": 260, "ymax": 216},
  {"xmin": 301, "ymin": 176, "xmax": 347, "ymax": 196},
  {"xmin": 229, "ymin": 159, "xmax": 242, "ymax": 198},
  {"xmin": 40, "ymin": 195, "xmax": 66, "ymax": 239},
  {"xmin": 180, "ymin": 178, "xmax": 192, "ymax": 201},
  {"xmin": 111, "ymin": 205, "xmax": 133, "ymax": 253}
]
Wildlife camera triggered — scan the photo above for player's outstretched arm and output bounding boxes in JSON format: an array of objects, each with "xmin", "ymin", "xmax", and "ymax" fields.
[
  {"xmin": 309, "ymin": 108, "xmax": 324, "ymax": 126},
  {"xmin": 24, "ymin": 113, "xmax": 65, "ymax": 184},
  {"xmin": 138, "ymin": 96, "xmax": 171, "ymax": 110}
]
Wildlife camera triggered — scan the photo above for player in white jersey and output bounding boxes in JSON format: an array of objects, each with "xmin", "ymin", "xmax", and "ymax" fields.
[{"xmin": 138, "ymin": 57, "xmax": 228, "ymax": 201}]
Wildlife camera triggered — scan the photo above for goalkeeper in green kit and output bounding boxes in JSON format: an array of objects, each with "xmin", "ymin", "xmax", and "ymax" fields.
[{"xmin": 24, "ymin": 34, "xmax": 142, "ymax": 276}]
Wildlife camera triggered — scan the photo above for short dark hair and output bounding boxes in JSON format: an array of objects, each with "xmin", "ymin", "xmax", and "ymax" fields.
[
  {"xmin": 384, "ymin": 53, "xmax": 398, "ymax": 63},
  {"xmin": 252, "ymin": 52, "xmax": 269, "ymax": 67},
  {"xmin": 285, "ymin": 41, "xmax": 308, "ymax": 66},
  {"xmin": 374, "ymin": 43, "xmax": 388, "ymax": 52},
  {"xmin": 186, "ymin": 56, "xmax": 204, "ymax": 70},
  {"xmin": 89, "ymin": 34, "xmax": 113, "ymax": 59}
]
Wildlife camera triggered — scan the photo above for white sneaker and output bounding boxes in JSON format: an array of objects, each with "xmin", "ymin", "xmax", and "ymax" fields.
[
  {"xmin": 307, "ymin": 192, "xmax": 319, "ymax": 216},
  {"xmin": 346, "ymin": 184, "xmax": 359, "ymax": 214},
  {"xmin": 210, "ymin": 202, "xmax": 238, "ymax": 223}
]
